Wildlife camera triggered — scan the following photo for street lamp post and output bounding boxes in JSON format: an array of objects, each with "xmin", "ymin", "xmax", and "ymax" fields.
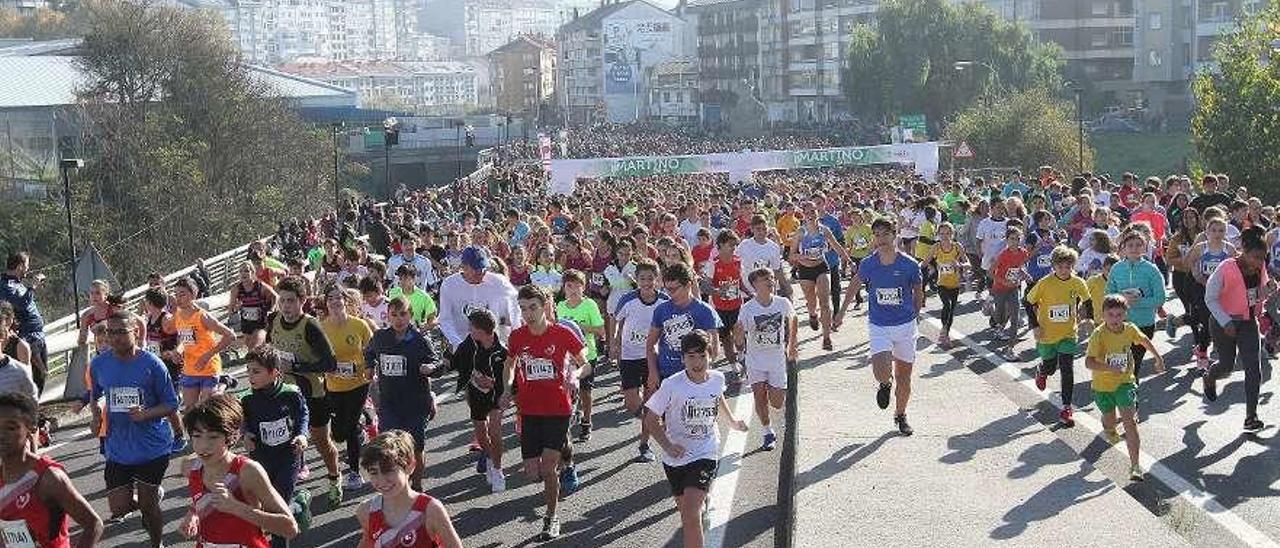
[
  {"xmin": 1065, "ymin": 80, "xmax": 1084, "ymax": 174},
  {"xmin": 454, "ymin": 120, "xmax": 463, "ymax": 181},
  {"xmin": 382, "ymin": 117, "xmax": 398, "ymax": 196},
  {"xmin": 331, "ymin": 122, "xmax": 343, "ymax": 210},
  {"xmin": 59, "ymin": 158, "xmax": 83, "ymax": 325},
  {"xmin": 953, "ymin": 60, "xmax": 1003, "ymax": 94}
]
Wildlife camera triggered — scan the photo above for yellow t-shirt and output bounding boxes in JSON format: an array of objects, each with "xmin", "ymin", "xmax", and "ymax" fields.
[
  {"xmin": 1086, "ymin": 322, "xmax": 1147, "ymax": 392},
  {"xmin": 777, "ymin": 213, "xmax": 801, "ymax": 244},
  {"xmin": 934, "ymin": 243, "xmax": 965, "ymax": 289},
  {"xmin": 1026, "ymin": 274, "xmax": 1090, "ymax": 343},
  {"xmin": 1086, "ymin": 274, "xmax": 1108, "ymax": 321},
  {"xmin": 914, "ymin": 221, "xmax": 936, "ymax": 260},
  {"xmin": 321, "ymin": 316, "xmax": 373, "ymax": 392},
  {"xmin": 845, "ymin": 225, "xmax": 874, "ymax": 259}
]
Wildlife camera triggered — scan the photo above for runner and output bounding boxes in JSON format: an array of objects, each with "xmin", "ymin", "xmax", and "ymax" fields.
[
  {"xmin": 356, "ymin": 431, "xmax": 464, "ymax": 548},
  {"xmin": 318, "ymin": 286, "xmax": 375, "ymax": 495},
  {"xmin": 1085, "ymin": 295, "xmax": 1165, "ymax": 481},
  {"xmin": 788, "ymin": 202, "xmax": 850, "ymax": 351},
  {"xmin": 835, "ymin": 217, "xmax": 923, "ymax": 436},
  {"xmin": 179, "ymin": 394, "xmax": 299, "ymax": 547},
  {"xmin": 241, "ymin": 345, "xmax": 312, "ymax": 548},
  {"xmin": 173, "ymin": 276, "xmax": 236, "ymax": 412},
  {"xmin": 231, "ymin": 261, "xmax": 278, "ymax": 352},
  {"xmin": 611, "ymin": 259, "xmax": 668, "ymax": 462},
  {"xmin": 647, "ymin": 262, "xmax": 721, "ymax": 390},
  {"xmin": 0, "ymin": 393, "xmax": 102, "ymax": 547},
  {"xmin": 0, "ymin": 252, "xmax": 47, "ymax": 393},
  {"xmin": 359, "ymin": 277, "xmax": 391, "ymax": 330},
  {"xmin": 1203, "ymin": 226, "xmax": 1270, "ymax": 432},
  {"xmin": 927, "ymin": 222, "xmax": 968, "ymax": 348},
  {"xmin": 365, "ymin": 297, "xmax": 439, "ymax": 493},
  {"xmin": 644, "ymin": 330, "xmax": 749, "ymax": 548},
  {"xmin": 707, "ymin": 230, "xmax": 747, "ymax": 374},
  {"xmin": 140, "ymin": 289, "xmax": 188, "ymax": 454},
  {"xmin": 450, "ymin": 309, "xmax": 508, "ymax": 492},
  {"xmin": 734, "ymin": 268, "xmax": 797, "ymax": 451},
  {"xmin": 438, "ymin": 246, "xmax": 520, "ymax": 394},
  {"xmin": 1105, "ymin": 230, "xmax": 1166, "ymax": 383},
  {"xmin": 1025, "ymin": 246, "xmax": 1092, "ymax": 427},
  {"xmin": 555, "ymin": 270, "xmax": 605, "ymax": 443},
  {"xmin": 387, "ymin": 264, "xmax": 438, "ymax": 328},
  {"xmin": 735, "ymin": 214, "xmax": 789, "ymax": 300},
  {"xmin": 500, "ymin": 284, "xmax": 591, "ymax": 541},
  {"xmin": 1189, "ymin": 215, "xmax": 1237, "ymax": 374},
  {"xmin": 89, "ymin": 311, "xmax": 178, "ymax": 548}
]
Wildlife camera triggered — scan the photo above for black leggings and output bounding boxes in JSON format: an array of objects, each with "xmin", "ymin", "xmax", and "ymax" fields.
[
  {"xmin": 828, "ymin": 262, "xmax": 842, "ymax": 314},
  {"xmin": 1210, "ymin": 319, "xmax": 1263, "ymax": 421},
  {"xmin": 1173, "ymin": 272, "xmax": 1212, "ymax": 352},
  {"xmin": 1040, "ymin": 353, "xmax": 1075, "ymax": 407},
  {"xmin": 327, "ymin": 385, "xmax": 370, "ymax": 472},
  {"xmin": 939, "ymin": 287, "xmax": 960, "ymax": 332},
  {"xmin": 1130, "ymin": 324, "xmax": 1157, "ymax": 383}
]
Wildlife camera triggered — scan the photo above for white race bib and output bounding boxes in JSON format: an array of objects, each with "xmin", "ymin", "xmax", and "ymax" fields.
[
  {"xmin": 1037, "ymin": 255, "xmax": 1052, "ymax": 268},
  {"xmin": 108, "ymin": 387, "xmax": 142, "ymax": 414},
  {"xmin": 627, "ymin": 328, "xmax": 647, "ymax": 345},
  {"xmin": 523, "ymin": 357, "xmax": 555, "ymax": 381},
  {"xmin": 177, "ymin": 328, "xmax": 195, "ymax": 345},
  {"xmin": 1204, "ymin": 260, "xmax": 1222, "ymax": 276},
  {"xmin": 591, "ymin": 272, "xmax": 606, "ymax": 287},
  {"xmin": 719, "ymin": 283, "xmax": 739, "ymax": 300},
  {"xmin": 1122, "ymin": 288, "xmax": 1143, "ymax": 300},
  {"xmin": 335, "ymin": 362, "xmax": 356, "ymax": 379},
  {"xmin": 1248, "ymin": 287, "xmax": 1259, "ymax": 306},
  {"xmin": 144, "ymin": 342, "xmax": 161, "ymax": 355},
  {"xmin": 1106, "ymin": 352, "xmax": 1129, "ymax": 372},
  {"xmin": 379, "ymin": 354, "xmax": 406, "ymax": 377},
  {"xmin": 938, "ymin": 263, "xmax": 955, "ymax": 275},
  {"xmin": 278, "ymin": 351, "xmax": 295, "ymax": 365},
  {"xmin": 752, "ymin": 259, "xmax": 770, "ymax": 271},
  {"xmin": 241, "ymin": 307, "xmax": 261, "ymax": 322},
  {"xmin": 1048, "ymin": 305, "xmax": 1071, "ymax": 323},
  {"xmin": 875, "ymin": 287, "xmax": 903, "ymax": 306},
  {"xmin": 259, "ymin": 417, "xmax": 290, "ymax": 447},
  {"xmin": 0, "ymin": 520, "xmax": 36, "ymax": 548},
  {"xmin": 681, "ymin": 397, "xmax": 718, "ymax": 440},
  {"xmin": 1005, "ymin": 269, "xmax": 1021, "ymax": 283},
  {"xmin": 854, "ymin": 237, "xmax": 868, "ymax": 249}
]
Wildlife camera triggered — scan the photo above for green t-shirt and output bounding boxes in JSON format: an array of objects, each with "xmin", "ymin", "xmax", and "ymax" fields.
[
  {"xmin": 307, "ymin": 247, "xmax": 326, "ymax": 271},
  {"xmin": 388, "ymin": 286, "xmax": 437, "ymax": 324},
  {"xmin": 556, "ymin": 298, "xmax": 604, "ymax": 360}
]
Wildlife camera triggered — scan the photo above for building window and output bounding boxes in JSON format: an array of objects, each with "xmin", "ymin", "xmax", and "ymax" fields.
[
  {"xmin": 1149, "ymin": 12, "xmax": 1161, "ymax": 30},
  {"xmin": 1091, "ymin": 32, "xmax": 1108, "ymax": 47},
  {"xmin": 1243, "ymin": 0, "xmax": 1261, "ymax": 15},
  {"xmin": 1211, "ymin": 2, "xmax": 1228, "ymax": 22},
  {"xmin": 1091, "ymin": 1, "xmax": 1108, "ymax": 16},
  {"xmin": 1148, "ymin": 49, "xmax": 1162, "ymax": 67},
  {"xmin": 1114, "ymin": 28, "xmax": 1133, "ymax": 46}
]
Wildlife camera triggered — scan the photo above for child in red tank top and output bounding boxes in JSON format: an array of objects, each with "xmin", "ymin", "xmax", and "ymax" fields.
[
  {"xmin": 179, "ymin": 394, "xmax": 299, "ymax": 547},
  {"xmin": 357, "ymin": 431, "xmax": 462, "ymax": 548}
]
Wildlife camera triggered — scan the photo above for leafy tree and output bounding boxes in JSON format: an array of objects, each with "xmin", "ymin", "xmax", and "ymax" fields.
[
  {"xmin": 1191, "ymin": 3, "xmax": 1280, "ymax": 201},
  {"xmin": 945, "ymin": 88, "xmax": 1093, "ymax": 175},
  {"xmin": 842, "ymin": 0, "xmax": 1063, "ymax": 132}
]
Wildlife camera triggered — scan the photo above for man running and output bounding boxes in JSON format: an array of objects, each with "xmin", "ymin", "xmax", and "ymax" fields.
[{"xmin": 648, "ymin": 262, "xmax": 721, "ymax": 393}]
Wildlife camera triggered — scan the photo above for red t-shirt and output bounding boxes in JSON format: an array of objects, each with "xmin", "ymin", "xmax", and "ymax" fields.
[
  {"xmin": 364, "ymin": 494, "xmax": 440, "ymax": 548},
  {"xmin": 710, "ymin": 257, "xmax": 746, "ymax": 311},
  {"xmin": 0, "ymin": 455, "xmax": 70, "ymax": 548},
  {"xmin": 509, "ymin": 323, "xmax": 585, "ymax": 417},
  {"xmin": 188, "ymin": 455, "xmax": 270, "ymax": 548},
  {"xmin": 692, "ymin": 243, "xmax": 714, "ymax": 275},
  {"xmin": 991, "ymin": 247, "xmax": 1032, "ymax": 293}
]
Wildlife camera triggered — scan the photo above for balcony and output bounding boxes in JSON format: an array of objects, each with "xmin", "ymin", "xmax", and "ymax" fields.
[{"xmin": 1195, "ymin": 19, "xmax": 1236, "ymax": 36}]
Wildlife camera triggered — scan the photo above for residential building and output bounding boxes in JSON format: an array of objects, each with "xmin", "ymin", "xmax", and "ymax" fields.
[
  {"xmin": 487, "ymin": 34, "xmax": 557, "ymax": 119},
  {"xmin": 421, "ymin": 0, "xmax": 561, "ymax": 57},
  {"xmin": 276, "ymin": 60, "xmax": 478, "ymax": 115},
  {"xmin": 684, "ymin": 0, "xmax": 764, "ymax": 127},
  {"xmin": 1193, "ymin": 0, "xmax": 1268, "ymax": 70},
  {"xmin": 0, "ymin": 0, "xmax": 46, "ymax": 14},
  {"xmin": 647, "ymin": 58, "xmax": 700, "ymax": 124},
  {"xmin": 181, "ymin": 0, "xmax": 410, "ymax": 64},
  {"xmin": 556, "ymin": 0, "xmax": 692, "ymax": 124}
]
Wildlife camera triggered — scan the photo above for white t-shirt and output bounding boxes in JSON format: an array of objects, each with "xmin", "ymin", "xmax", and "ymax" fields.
[
  {"xmin": 678, "ymin": 219, "xmax": 705, "ymax": 249},
  {"xmin": 735, "ymin": 238, "xmax": 783, "ymax": 294},
  {"xmin": 613, "ymin": 290, "xmax": 669, "ymax": 361},
  {"xmin": 737, "ymin": 296, "xmax": 793, "ymax": 370},
  {"xmin": 645, "ymin": 369, "xmax": 726, "ymax": 466},
  {"xmin": 976, "ymin": 217, "xmax": 1009, "ymax": 268},
  {"xmin": 604, "ymin": 261, "xmax": 637, "ymax": 314},
  {"xmin": 898, "ymin": 208, "xmax": 921, "ymax": 239},
  {"xmin": 437, "ymin": 272, "xmax": 520, "ymax": 348},
  {"xmin": 360, "ymin": 299, "xmax": 390, "ymax": 330}
]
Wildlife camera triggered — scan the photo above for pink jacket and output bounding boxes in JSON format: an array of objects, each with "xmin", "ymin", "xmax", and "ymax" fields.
[{"xmin": 1215, "ymin": 258, "xmax": 1269, "ymax": 319}]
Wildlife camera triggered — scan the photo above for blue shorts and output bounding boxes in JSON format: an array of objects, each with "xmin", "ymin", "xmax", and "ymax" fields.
[
  {"xmin": 377, "ymin": 404, "xmax": 429, "ymax": 452},
  {"xmin": 179, "ymin": 375, "xmax": 217, "ymax": 389}
]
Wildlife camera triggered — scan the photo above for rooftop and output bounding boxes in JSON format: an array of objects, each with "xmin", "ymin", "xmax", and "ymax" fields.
[
  {"xmin": 558, "ymin": 0, "xmax": 674, "ymax": 35},
  {"xmin": 276, "ymin": 61, "xmax": 476, "ymax": 79},
  {"xmin": 488, "ymin": 34, "xmax": 556, "ymax": 57}
]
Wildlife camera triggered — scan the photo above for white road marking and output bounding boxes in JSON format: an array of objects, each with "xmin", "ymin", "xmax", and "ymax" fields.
[
  {"xmin": 922, "ymin": 315, "xmax": 1280, "ymax": 548},
  {"xmin": 705, "ymin": 388, "xmax": 757, "ymax": 548}
]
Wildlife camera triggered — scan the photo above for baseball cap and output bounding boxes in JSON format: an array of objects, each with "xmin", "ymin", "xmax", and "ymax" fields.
[{"xmin": 460, "ymin": 246, "xmax": 490, "ymax": 271}]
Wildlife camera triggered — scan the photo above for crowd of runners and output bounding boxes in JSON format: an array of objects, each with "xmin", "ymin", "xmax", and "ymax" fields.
[{"xmin": 0, "ymin": 126, "xmax": 1274, "ymax": 547}]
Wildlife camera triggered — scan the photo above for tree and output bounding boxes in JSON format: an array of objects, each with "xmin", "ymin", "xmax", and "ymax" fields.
[
  {"xmin": 842, "ymin": 0, "xmax": 1063, "ymax": 132},
  {"xmin": 945, "ymin": 88, "xmax": 1093, "ymax": 175},
  {"xmin": 69, "ymin": 0, "xmax": 334, "ymax": 289},
  {"xmin": 1191, "ymin": 3, "xmax": 1280, "ymax": 201}
]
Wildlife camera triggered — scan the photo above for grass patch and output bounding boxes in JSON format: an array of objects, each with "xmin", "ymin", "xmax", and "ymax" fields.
[{"xmin": 1091, "ymin": 132, "xmax": 1195, "ymax": 179}]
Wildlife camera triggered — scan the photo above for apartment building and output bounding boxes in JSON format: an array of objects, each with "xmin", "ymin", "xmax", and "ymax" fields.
[
  {"xmin": 277, "ymin": 60, "xmax": 478, "ymax": 115},
  {"xmin": 487, "ymin": 34, "xmax": 557, "ymax": 117},
  {"xmin": 421, "ymin": 0, "xmax": 561, "ymax": 57},
  {"xmin": 683, "ymin": 0, "xmax": 763, "ymax": 125},
  {"xmin": 184, "ymin": 0, "xmax": 414, "ymax": 64}
]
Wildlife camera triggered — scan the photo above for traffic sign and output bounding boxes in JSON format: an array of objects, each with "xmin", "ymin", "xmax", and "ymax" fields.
[{"xmin": 953, "ymin": 141, "xmax": 975, "ymax": 159}]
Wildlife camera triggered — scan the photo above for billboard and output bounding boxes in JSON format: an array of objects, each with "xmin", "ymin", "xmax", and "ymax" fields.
[{"xmin": 602, "ymin": 19, "xmax": 673, "ymax": 95}]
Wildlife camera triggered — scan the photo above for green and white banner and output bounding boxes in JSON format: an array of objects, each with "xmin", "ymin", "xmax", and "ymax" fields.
[{"xmin": 548, "ymin": 143, "xmax": 939, "ymax": 195}]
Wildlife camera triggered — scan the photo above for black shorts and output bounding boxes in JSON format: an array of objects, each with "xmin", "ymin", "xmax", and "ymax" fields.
[
  {"xmin": 619, "ymin": 359, "xmax": 648, "ymax": 391},
  {"xmin": 793, "ymin": 263, "xmax": 828, "ymax": 282},
  {"xmin": 105, "ymin": 455, "xmax": 170, "ymax": 491},
  {"xmin": 519, "ymin": 415, "xmax": 571, "ymax": 460},
  {"xmin": 313, "ymin": 386, "xmax": 368, "ymax": 441},
  {"xmin": 240, "ymin": 320, "xmax": 266, "ymax": 335},
  {"xmin": 663, "ymin": 458, "xmax": 717, "ymax": 497},
  {"xmin": 716, "ymin": 309, "xmax": 739, "ymax": 338},
  {"xmin": 579, "ymin": 360, "xmax": 596, "ymax": 392},
  {"xmin": 467, "ymin": 386, "xmax": 502, "ymax": 422}
]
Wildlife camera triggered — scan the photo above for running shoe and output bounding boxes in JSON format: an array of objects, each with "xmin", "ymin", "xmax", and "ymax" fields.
[
  {"xmin": 343, "ymin": 470, "xmax": 365, "ymax": 490},
  {"xmin": 326, "ymin": 476, "xmax": 343, "ymax": 506},
  {"xmin": 1058, "ymin": 406, "xmax": 1075, "ymax": 427},
  {"xmin": 1035, "ymin": 371, "xmax": 1047, "ymax": 391},
  {"xmin": 469, "ymin": 441, "xmax": 482, "ymax": 452},
  {"xmin": 1164, "ymin": 316, "xmax": 1178, "ymax": 339},
  {"xmin": 559, "ymin": 466, "xmax": 579, "ymax": 496},
  {"xmin": 488, "ymin": 467, "xmax": 506, "ymax": 493},
  {"xmin": 291, "ymin": 489, "xmax": 312, "ymax": 531},
  {"xmin": 1104, "ymin": 428, "xmax": 1122, "ymax": 445},
  {"xmin": 1204, "ymin": 373, "xmax": 1218, "ymax": 402},
  {"xmin": 576, "ymin": 422, "xmax": 592, "ymax": 443},
  {"xmin": 539, "ymin": 515, "xmax": 561, "ymax": 541},
  {"xmin": 938, "ymin": 332, "xmax": 951, "ymax": 349},
  {"xmin": 821, "ymin": 337, "xmax": 832, "ymax": 351},
  {"xmin": 1129, "ymin": 463, "xmax": 1145, "ymax": 482},
  {"xmin": 876, "ymin": 382, "xmax": 891, "ymax": 410},
  {"xmin": 894, "ymin": 414, "xmax": 913, "ymax": 436},
  {"xmin": 1244, "ymin": 418, "xmax": 1265, "ymax": 433},
  {"xmin": 808, "ymin": 313, "xmax": 819, "ymax": 331},
  {"xmin": 170, "ymin": 436, "xmax": 188, "ymax": 455},
  {"xmin": 636, "ymin": 444, "xmax": 656, "ymax": 463},
  {"xmin": 762, "ymin": 431, "xmax": 777, "ymax": 451},
  {"xmin": 475, "ymin": 453, "xmax": 489, "ymax": 475}
]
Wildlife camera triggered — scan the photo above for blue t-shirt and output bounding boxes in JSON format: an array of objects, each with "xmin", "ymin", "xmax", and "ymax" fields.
[
  {"xmin": 820, "ymin": 214, "xmax": 844, "ymax": 267},
  {"xmin": 90, "ymin": 349, "xmax": 179, "ymax": 465},
  {"xmin": 1026, "ymin": 242, "xmax": 1056, "ymax": 282},
  {"xmin": 858, "ymin": 252, "xmax": 923, "ymax": 327},
  {"xmin": 510, "ymin": 221, "xmax": 530, "ymax": 247},
  {"xmin": 1002, "ymin": 181, "xmax": 1030, "ymax": 198},
  {"xmin": 650, "ymin": 298, "xmax": 721, "ymax": 378}
]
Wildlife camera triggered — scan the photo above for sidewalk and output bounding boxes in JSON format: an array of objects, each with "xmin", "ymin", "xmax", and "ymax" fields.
[{"xmin": 791, "ymin": 320, "xmax": 1188, "ymax": 547}]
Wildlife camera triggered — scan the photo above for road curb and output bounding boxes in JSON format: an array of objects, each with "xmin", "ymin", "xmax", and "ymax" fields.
[{"xmin": 776, "ymin": 357, "xmax": 798, "ymax": 548}]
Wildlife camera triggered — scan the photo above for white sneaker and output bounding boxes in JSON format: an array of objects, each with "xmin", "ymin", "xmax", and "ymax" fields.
[
  {"xmin": 488, "ymin": 467, "xmax": 506, "ymax": 493},
  {"xmin": 343, "ymin": 470, "xmax": 365, "ymax": 490}
]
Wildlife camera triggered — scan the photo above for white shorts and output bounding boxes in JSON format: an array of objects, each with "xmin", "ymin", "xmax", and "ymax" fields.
[
  {"xmin": 747, "ymin": 363, "xmax": 787, "ymax": 389},
  {"xmin": 868, "ymin": 321, "xmax": 918, "ymax": 363}
]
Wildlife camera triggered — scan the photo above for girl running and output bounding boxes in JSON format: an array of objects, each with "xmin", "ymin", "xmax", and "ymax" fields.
[{"xmin": 356, "ymin": 431, "xmax": 463, "ymax": 548}]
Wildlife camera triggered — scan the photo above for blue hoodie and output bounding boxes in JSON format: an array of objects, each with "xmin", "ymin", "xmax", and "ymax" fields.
[{"xmin": 1105, "ymin": 258, "xmax": 1166, "ymax": 327}]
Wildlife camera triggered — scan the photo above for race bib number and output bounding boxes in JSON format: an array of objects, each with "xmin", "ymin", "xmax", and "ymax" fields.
[
  {"xmin": 1204, "ymin": 260, "xmax": 1222, "ymax": 276},
  {"xmin": 1048, "ymin": 305, "xmax": 1071, "ymax": 323},
  {"xmin": 379, "ymin": 354, "xmax": 406, "ymax": 377},
  {"xmin": 875, "ymin": 287, "xmax": 903, "ymax": 306},
  {"xmin": 1037, "ymin": 255, "xmax": 1052, "ymax": 268},
  {"xmin": 0, "ymin": 519, "xmax": 36, "ymax": 548},
  {"xmin": 1106, "ymin": 353, "xmax": 1129, "ymax": 372},
  {"xmin": 938, "ymin": 263, "xmax": 955, "ymax": 275},
  {"xmin": 719, "ymin": 283, "xmax": 739, "ymax": 300},
  {"xmin": 662, "ymin": 314, "xmax": 695, "ymax": 350},
  {"xmin": 144, "ymin": 341, "xmax": 161, "ymax": 355},
  {"xmin": 1005, "ymin": 269, "xmax": 1021, "ymax": 283},
  {"xmin": 259, "ymin": 417, "xmax": 290, "ymax": 447},
  {"xmin": 752, "ymin": 259, "xmax": 770, "ymax": 271},
  {"xmin": 1178, "ymin": 245, "xmax": 1189, "ymax": 255},
  {"xmin": 1122, "ymin": 288, "xmax": 1143, "ymax": 300},
  {"xmin": 1248, "ymin": 288, "xmax": 1259, "ymax": 306},
  {"xmin": 591, "ymin": 272, "xmax": 606, "ymax": 287},
  {"xmin": 627, "ymin": 328, "xmax": 647, "ymax": 346},
  {"xmin": 682, "ymin": 397, "xmax": 718, "ymax": 440},
  {"xmin": 203, "ymin": 543, "xmax": 245, "ymax": 548},
  {"xmin": 854, "ymin": 237, "xmax": 868, "ymax": 249},
  {"xmin": 108, "ymin": 387, "xmax": 142, "ymax": 414},
  {"xmin": 335, "ymin": 362, "xmax": 356, "ymax": 379},
  {"xmin": 278, "ymin": 351, "xmax": 295, "ymax": 365},
  {"xmin": 241, "ymin": 306, "xmax": 261, "ymax": 322},
  {"xmin": 462, "ymin": 302, "xmax": 490, "ymax": 317},
  {"xmin": 177, "ymin": 328, "xmax": 195, "ymax": 345},
  {"xmin": 523, "ymin": 357, "xmax": 555, "ymax": 381},
  {"xmin": 804, "ymin": 247, "xmax": 823, "ymax": 258}
]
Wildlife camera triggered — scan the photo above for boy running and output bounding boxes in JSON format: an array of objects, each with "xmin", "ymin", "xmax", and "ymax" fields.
[
  {"xmin": 734, "ymin": 268, "xmax": 797, "ymax": 451},
  {"xmin": 1085, "ymin": 295, "xmax": 1165, "ymax": 481},
  {"xmin": 1025, "ymin": 246, "xmax": 1091, "ymax": 427}
]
